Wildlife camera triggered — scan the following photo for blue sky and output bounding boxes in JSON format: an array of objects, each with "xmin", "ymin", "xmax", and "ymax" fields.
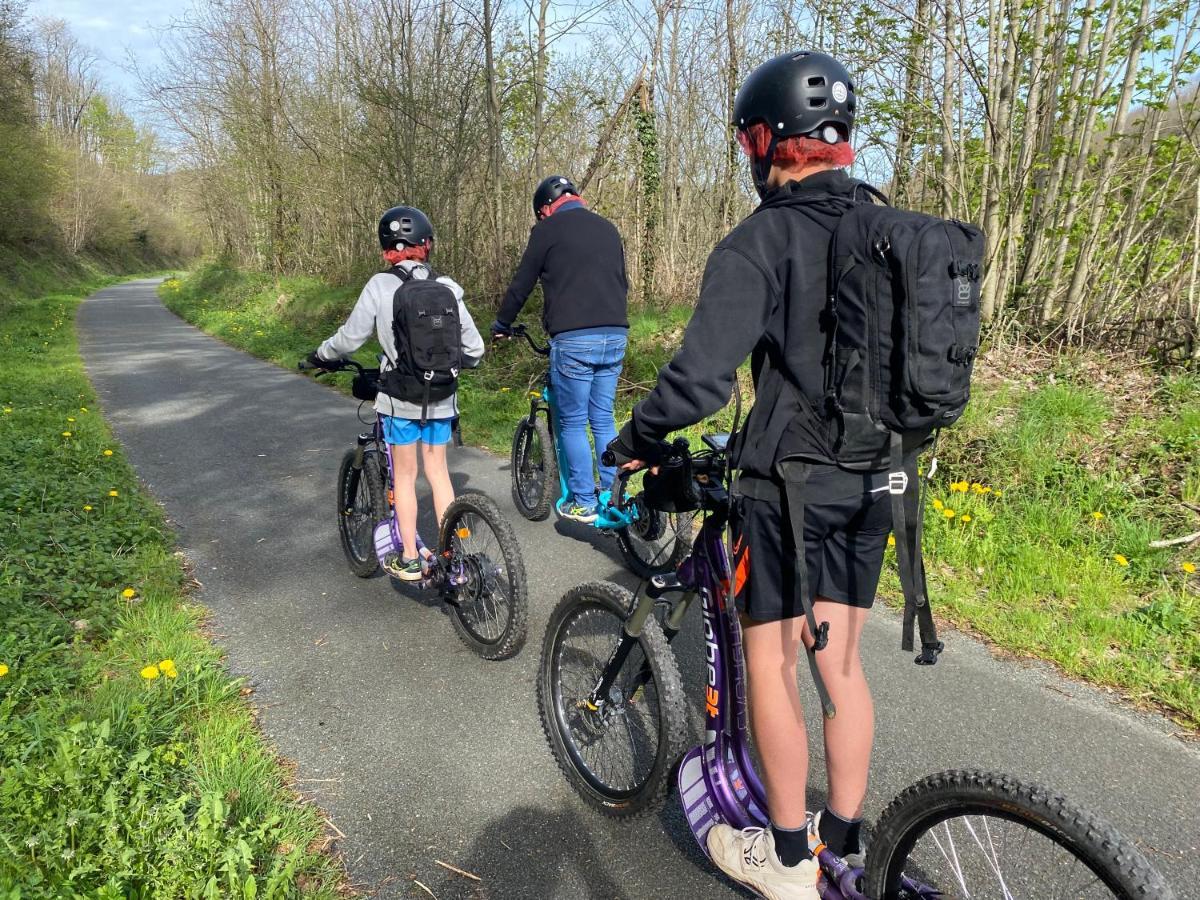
[{"xmin": 26, "ymin": 0, "xmax": 171, "ymax": 107}]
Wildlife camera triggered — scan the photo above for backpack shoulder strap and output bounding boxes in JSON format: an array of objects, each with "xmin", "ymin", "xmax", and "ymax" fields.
[
  {"xmin": 774, "ymin": 459, "xmax": 837, "ymax": 719},
  {"xmin": 849, "ymin": 180, "xmax": 889, "ymax": 206},
  {"xmin": 888, "ymin": 431, "xmax": 943, "ymax": 665}
]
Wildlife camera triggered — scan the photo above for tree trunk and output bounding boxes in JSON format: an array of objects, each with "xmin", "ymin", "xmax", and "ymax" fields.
[
  {"xmin": 1061, "ymin": 0, "xmax": 1151, "ymax": 336},
  {"xmin": 893, "ymin": 0, "xmax": 930, "ymax": 206},
  {"xmin": 532, "ymin": 0, "xmax": 548, "ymax": 176},
  {"xmin": 482, "ymin": 0, "xmax": 504, "ymax": 279}
]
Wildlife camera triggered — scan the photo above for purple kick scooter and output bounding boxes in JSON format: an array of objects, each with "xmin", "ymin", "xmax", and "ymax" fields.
[
  {"xmin": 300, "ymin": 356, "xmax": 529, "ymax": 661},
  {"xmin": 537, "ymin": 435, "xmax": 1173, "ymax": 899}
]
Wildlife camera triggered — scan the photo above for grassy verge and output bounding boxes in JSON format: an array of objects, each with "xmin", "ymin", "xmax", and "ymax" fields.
[
  {"xmin": 162, "ymin": 260, "xmax": 1200, "ymax": 729},
  {"xmin": 0, "ymin": 276, "xmax": 341, "ymax": 896}
]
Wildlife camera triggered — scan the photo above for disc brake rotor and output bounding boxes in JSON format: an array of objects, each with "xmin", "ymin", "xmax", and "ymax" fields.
[{"xmin": 629, "ymin": 495, "xmax": 666, "ymax": 542}]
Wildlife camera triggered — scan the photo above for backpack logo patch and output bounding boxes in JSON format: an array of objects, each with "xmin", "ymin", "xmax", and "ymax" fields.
[{"xmin": 955, "ymin": 276, "xmax": 972, "ymax": 306}]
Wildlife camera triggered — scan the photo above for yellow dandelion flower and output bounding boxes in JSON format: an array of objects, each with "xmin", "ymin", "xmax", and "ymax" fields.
[
  {"xmin": 80, "ymin": 407, "xmax": 88, "ymax": 412},
  {"xmin": 122, "ymin": 588, "xmax": 136, "ymax": 599},
  {"xmin": 67, "ymin": 417, "xmax": 75, "ymax": 422},
  {"xmin": 140, "ymin": 665, "xmax": 160, "ymax": 680},
  {"xmin": 2, "ymin": 408, "xmax": 11, "ymax": 414},
  {"xmin": 1113, "ymin": 554, "xmax": 1129, "ymax": 567},
  {"xmin": 158, "ymin": 658, "xmax": 178, "ymax": 678},
  {"xmin": 62, "ymin": 431, "xmax": 72, "ymax": 437},
  {"xmin": 932, "ymin": 498, "xmax": 945, "ymax": 511},
  {"xmin": 887, "ymin": 534, "xmax": 896, "ymax": 548},
  {"xmin": 500, "ymin": 387, "xmax": 511, "ymax": 392},
  {"xmin": 953, "ymin": 481, "xmax": 970, "ymax": 493},
  {"xmin": 0, "ymin": 663, "xmax": 8, "ymax": 677},
  {"xmin": 1091, "ymin": 511, "xmax": 1104, "ymax": 521},
  {"xmin": 961, "ymin": 514, "xmax": 973, "ymax": 523},
  {"xmin": 163, "ymin": 666, "xmax": 178, "ymax": 679},
  {"xmin": 108, "ymin": 490, "xmax": 119, "ymax": 497},
  {"xmin": 83, "ymin": 505, "xmax": 92, "ymax": 511},
  {"xmin": 103, "ymin": 449, "xmax": 113, "ymax": 456},
  {"xmin": 943, "ymin": 508, "xmax": 956, "ymax": 518},
  {"xmin": 993, "ymin": 490, "xmax": 1003, "ymax": 498},
  {"xmin": 970, "ymin": 482, "xmax": 983, "ymax": 493},
  {"xmin": 1183, "ymin": 562, "xmax": 1197, "ymax": 574}
]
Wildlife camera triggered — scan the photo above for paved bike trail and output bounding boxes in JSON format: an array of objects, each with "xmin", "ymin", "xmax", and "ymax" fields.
[{"xmin": 78, "ymin": 280, "xmax": 1199, "ymax": 899}]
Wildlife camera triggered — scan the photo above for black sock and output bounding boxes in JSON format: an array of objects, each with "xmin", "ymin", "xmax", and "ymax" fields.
[
  {"xmin": 819, "ymin": 807, "xmax": 862, "ymax": 858},
  {"xmin": 771, "ymin": 823, "xmax": 813, "ymax": 867}
]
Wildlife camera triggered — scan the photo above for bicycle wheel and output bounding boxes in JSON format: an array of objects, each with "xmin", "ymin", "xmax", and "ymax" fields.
[
  {"xmin": 440, "ymin": 492, "xmax": 528, "ymax": 660},
  {"xmin": 615, "ymin": 493, "xmax": 694, "ymax": 579},
  {"xmin": 864, "ymin": 769, "xmax": 1175, "ymax": 899},
  {"xmin": 511, "ymin": 415, "xmax": 557, "ymax": 521},
  {"xmin": 337, "ymin": 447, "xmax": 388, "ymax": 577},
  {"xmin": 537, "ymin": 581, "xmax": 688, "ymax": 817}
]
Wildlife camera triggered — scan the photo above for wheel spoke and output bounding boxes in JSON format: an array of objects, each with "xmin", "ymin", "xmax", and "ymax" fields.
[
  {"xmin": 552, "ymin": 603, "xmax": 662, "ymax": 796},
  {"xmin": 450, "ymin": 509, "xmax": 513, "ymax": 644}
]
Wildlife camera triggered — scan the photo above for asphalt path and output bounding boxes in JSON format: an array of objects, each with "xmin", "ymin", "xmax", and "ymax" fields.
[{"xmin": 77, "ymin": 279, "xmax": 1198, "ymax": 899}]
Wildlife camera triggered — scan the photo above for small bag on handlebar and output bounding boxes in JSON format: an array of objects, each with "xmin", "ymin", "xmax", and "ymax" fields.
[
  {"xmin": 351, "ymin": 371, "xmax": 379, "ymax": 402},
  {"xmin": 641, "ymin": 463, "xmax": 701, "ymax": 513}
]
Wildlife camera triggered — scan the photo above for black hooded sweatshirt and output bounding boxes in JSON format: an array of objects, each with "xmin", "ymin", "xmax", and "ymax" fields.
[
  {"xmin": 497, "ymin": 204, "xmax": 629, "ymax": 336},
  {"xmin": 621, "ymin": 168, "xmax": 869, "ymax": 481}
]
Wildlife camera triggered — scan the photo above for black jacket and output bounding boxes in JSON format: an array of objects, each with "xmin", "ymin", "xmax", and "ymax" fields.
[
  {"xmin": 498, "ymin": 204, "xmax": 629, "ymax": 336},
  {"xmin": 623, "ymin": 169, "xmax": 867, "ymax": 479}
]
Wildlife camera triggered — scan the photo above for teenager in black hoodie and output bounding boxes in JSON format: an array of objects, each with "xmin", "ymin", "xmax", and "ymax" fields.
[{"xmin": 608, "ymin": 53, "xmax": 878, "ymax": 899}]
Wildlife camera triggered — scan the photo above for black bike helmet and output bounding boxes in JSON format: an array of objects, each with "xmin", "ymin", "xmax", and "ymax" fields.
[
  {"xmin": 533, "ymin": 175, "xmax": 578, "ymax": 218},
  {"xmin": 378, "ymin": 206, "xmax": 434, "ymax": 251},
  {"xmin": 733, "ymin": 51, "xmax": 856, "ymax": 196}
]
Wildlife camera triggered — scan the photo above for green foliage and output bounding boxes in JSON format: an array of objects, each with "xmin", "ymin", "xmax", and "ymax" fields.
[
  {"xmin": 0, "ymin": 281, "xmax": 340, "ymax": 897},
  {"xmin": 904, "ymin": 366, "xmax": 1200, "ymax": 727},
  {"xmin": 165, "ymin": 261, "xmax": 1200, "ymax": 728}
]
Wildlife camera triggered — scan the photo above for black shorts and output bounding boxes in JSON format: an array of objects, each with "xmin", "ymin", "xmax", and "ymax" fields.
[{"xmin": 730, "ymin": 465, "xmax": 893, "ymax": 622}]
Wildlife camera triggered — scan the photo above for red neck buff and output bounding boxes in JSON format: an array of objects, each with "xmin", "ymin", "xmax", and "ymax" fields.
[
  {"xmin": 540, "ymin": 193, "xmax": 587, "ymax": 219},
  {"xmin": 383, "ymin": 240, "xmax": 431, "ymax": 267}
]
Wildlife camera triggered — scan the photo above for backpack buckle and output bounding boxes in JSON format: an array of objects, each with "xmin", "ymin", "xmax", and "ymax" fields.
[
  {"xmin": 423, "ymin": 370, "xmax": 434, "ymax": 382},
  {"xmin": 888, "ymin": 470, "xmax": 908, "ymax": 495}
]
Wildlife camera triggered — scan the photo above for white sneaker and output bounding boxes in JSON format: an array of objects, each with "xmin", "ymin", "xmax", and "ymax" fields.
[
  {"xmin": 810, "ymin": 810, "xmax": 867, "ymax": 868},
  {"xmin": 706, "ymin": 825, "xmax": 821, "ymax": 900}
]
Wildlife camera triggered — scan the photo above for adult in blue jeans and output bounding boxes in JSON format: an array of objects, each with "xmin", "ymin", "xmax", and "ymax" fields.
[{"xmin": 492, "ymin": 175, "xmax": 629, "ymax": 523}]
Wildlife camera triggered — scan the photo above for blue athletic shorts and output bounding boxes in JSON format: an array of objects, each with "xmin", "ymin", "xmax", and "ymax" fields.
[{"xmin": 381, "ymin": 416, "xmax": 454, "ymax": 447}]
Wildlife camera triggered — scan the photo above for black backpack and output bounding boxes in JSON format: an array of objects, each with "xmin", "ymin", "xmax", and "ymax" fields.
[
  {"xmin": 751, "ymin": 184, "xmax": 984, "ymax": 713},
  {"xmin": 381, "ymin": 265, "xmax": 463, "ymax": 423}
]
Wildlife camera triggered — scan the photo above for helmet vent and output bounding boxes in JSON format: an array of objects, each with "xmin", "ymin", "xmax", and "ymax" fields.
[
  {"xmin": 808, "ymin": 76, "xmax": 826, "ymax": 86},
  {"xmin": 809, "ymin": 98, "xmax": 827, "ymax": 108}
]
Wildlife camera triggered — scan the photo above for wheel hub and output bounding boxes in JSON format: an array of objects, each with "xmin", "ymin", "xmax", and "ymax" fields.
[{"xmin": 630, "ymin": 496, "xmax": 665, "ymax": 542}]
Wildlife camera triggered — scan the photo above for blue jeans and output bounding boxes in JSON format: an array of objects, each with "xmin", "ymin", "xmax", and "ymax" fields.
[{"xmin": 550, "ymin": 331, "xmax": 627, "ymax": 508}]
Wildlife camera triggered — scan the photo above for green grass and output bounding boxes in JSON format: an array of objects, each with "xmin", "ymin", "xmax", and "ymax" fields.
[
  {"xmin": 163, "ymin": 260, "xmax": 1200, "ymax": 729},
  {"xmin": 0, "ymin": 276, "xmax": 341, "ymax": 896}
]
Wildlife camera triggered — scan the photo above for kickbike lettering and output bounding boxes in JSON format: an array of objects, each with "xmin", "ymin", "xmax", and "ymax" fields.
[{"xmin": 702, "ymin": 591, "xmax": 720, "ymax": 719}]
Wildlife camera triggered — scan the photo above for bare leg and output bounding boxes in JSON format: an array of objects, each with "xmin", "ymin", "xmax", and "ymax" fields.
[
  {"xmin": 743, "ymin": 599, "xmax": 875, "ymax": 827},
  {"xmin": 742, "ymin": 614, "xmax": 809, "ymax": 829},
  {"xmin": 420, "ymin": 442, "xmax": 455, "ymax": 534},
  {"xmin": 390, "ymin": 442, "xmax": 419, "ymax": 559},
  {"xmin": 808, "ymin": 599, "xmax": 873, "ymax": 820}
]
